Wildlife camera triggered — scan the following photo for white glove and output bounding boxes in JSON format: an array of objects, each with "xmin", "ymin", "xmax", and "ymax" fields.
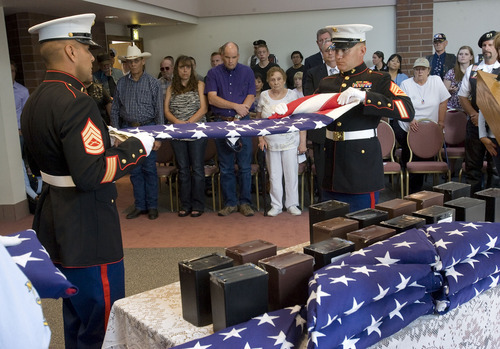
[
  {"xmin": 132, "ymin": 132, "xmax": 155, "ymax": 156},
  {"xmin": 274, "ymin": 103, "xmax": 288, "ymax": 115},
  {"xmin": 338, "ymin": 87, "xmax": 366, "ymax": 105}
]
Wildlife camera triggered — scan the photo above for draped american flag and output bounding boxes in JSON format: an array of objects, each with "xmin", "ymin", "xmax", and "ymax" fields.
[
  {"xmin": 1, "ymin": 229, "xmax": 78, "ymax": 299},
  {"xmin": 170, "ymin": 306, "xmax": 307, "ymax": 349},
  {"xmin": 110, "ymin": 93, "xmax": 360, "ymax": 140}
]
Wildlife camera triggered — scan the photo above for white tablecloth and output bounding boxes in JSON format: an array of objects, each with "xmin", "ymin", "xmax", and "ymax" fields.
[{"xmin": 103, "ymin": 242, "xmax": 500, "ymax": 349}]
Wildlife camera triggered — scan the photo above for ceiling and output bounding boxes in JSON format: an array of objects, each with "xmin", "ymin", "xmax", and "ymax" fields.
[{"xmin": 0, "ymin": 0, "xmax": 197, "ymax": 26}]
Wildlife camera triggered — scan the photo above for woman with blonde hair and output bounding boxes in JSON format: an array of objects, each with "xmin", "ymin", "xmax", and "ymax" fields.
[{"xmin": 443, "ymin": 45, "xmax": 474, "ymax": 110}]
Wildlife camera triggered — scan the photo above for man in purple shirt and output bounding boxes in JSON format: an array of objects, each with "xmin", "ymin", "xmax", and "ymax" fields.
[{"xmin": 205, "ymin": 42, "xmax": 256, "ymax": 217}]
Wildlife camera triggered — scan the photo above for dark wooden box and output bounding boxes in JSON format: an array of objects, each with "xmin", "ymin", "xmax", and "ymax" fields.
[
  {"xmin": 179, "ymin": 253, "xmax": 234, "ymax": 326},
  {"xmin": 258, "ymin": 252, "xmax": 314, "ymax": 310},
  {"xmin": 433, "ymin": 181, "xmax": 471, "ymax": 202},
  {"xmin": 346, "ymin": 225, "xmax": 397, "ymax": 250},
  {"xmin": 225, "ymin": 240, "xmax": 277, "ymax": 266},
  {"xmin": 444, "ymin": 197, "xmax": 486, "ymax": 222},
  {"xmin": 379, "ymin": 214, "xmax": 426, "ymax": 233},
  {"xmin": 404, "ymin": 190, "xmax": 445, "ymax": 210},
  {"xmin": 309, "ymin": 200, "xmax": 350, "ymax": 242},
  {"xmin": 303, "ymin": 237, "xmax": 355, "ymax": 270},
  {"xmin": 413, "ymin": 205, "xmax": 456, "ymax": 224},
  {"xmin": 209, "ymin": 263, "xmax": 268, "ymax": 332},
  {"xmin": 345, "ymin": 208, "xmax": 389, "ymax": 228},
  {"xmin": 312, "ymin": 217, "xmax": 359, "ymax": 243},
  {"xmin": 375, "ymin": 198, "xmax": 417, "ymax": 219},
  {"xmin": 475, "ymin": 188, "xmax": 500, "ymax": 222}
]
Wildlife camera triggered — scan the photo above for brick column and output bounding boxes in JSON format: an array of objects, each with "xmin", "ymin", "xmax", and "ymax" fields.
[{"xmin": 395, "ymin": 0, "xmax": 434, "ymax": 77}]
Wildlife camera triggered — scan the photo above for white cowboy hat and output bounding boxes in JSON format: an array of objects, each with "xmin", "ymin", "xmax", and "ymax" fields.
[{"xmin": 118, "ymin": 43, "xmax": 152, "ymax": 61}]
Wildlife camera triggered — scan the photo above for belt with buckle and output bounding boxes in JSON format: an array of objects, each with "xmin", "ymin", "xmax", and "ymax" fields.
[
  {"xmin": 217, "ymin": 115, "xmax": 242, "ymax": 121},
  {"xmin": 129, "ymin": 119, "xmax": 154, "ymax": 127},
  {"xmin": 326, "ymin": 129, "xmax": 377, "ymax": 141},
  {"xmin": 41, "ymin": 171, "xmax": 76, "ymax": 187}
]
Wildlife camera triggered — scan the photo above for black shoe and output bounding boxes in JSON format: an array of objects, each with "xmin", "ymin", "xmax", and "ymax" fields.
[
  {"xmin": 148, "ymin": 208, "xmax": 159, "ymax": 220},
  {"xmin": 191, "ymin": 211, "xmax": 203, "ymax": 218},
  {"xmin": 126, "ymin": 208, "xmax": 147, "ymax": 219},
  {"xmin": 178, "ymin": 210, "xmax": 191, "ymax": 217}
]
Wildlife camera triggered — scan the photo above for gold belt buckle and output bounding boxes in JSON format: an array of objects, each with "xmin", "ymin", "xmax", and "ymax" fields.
[{"xmin": 333, "ymin": 131, "xmax": 344, "ymax": 141}]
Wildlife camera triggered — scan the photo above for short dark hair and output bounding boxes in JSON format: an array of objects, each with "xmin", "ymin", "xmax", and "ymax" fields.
[
  {"xmin": 373, "ymin": 51, "xmax": 385, "ymax": 61},
  {"xmin": 291, "ymin": 51, "xmax": 303, "ymax": 60},
  {"xmin": 386, "ymin": 53, "xmax": 403, "ymax": 74}
]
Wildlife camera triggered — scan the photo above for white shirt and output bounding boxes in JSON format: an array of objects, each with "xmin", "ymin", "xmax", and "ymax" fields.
[
  {"xmin": 398, "ymin": 75, "xmax": 450, "ymax": 132},
  {"xmin": 326, "ymin": 64, "xmax": 339, "ymax": 76}
]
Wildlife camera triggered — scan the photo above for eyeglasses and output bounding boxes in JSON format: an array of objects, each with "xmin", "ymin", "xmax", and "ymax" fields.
[
  {"xmin": 317, "ymin": 38, "xmax": 332, "ymax": 44},
  {"xmin": 160, "ymin": 67, "xmax": 170, "ymax": 71}
]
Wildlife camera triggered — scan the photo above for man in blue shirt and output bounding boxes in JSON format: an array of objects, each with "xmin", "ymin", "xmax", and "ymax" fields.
[
  {"xmin": 205, "ymin": 42, "xmax": 256, "ymax": 216},
  {"xmin": 111, "ymin": 44, "xmax": 163, "ymax": 220},
  {"xmin": 426, "ymin": 33, "xmax": 456, "ymax": 80}
]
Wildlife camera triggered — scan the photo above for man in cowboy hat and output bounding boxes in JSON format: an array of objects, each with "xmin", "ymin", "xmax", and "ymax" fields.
[
  {"xmin": 111, "ymin": 43, "xmax": 163, "ymax": 220},
  {"xmin": 21, "ymin": 13, "xmax": 154, "ymax": 348}
]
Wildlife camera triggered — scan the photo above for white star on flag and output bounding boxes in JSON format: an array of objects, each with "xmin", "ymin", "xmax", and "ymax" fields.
[
  {"xmin": 253, "ymin": 313, "xmax": 279, "ymax": 326},
  {"xmin": 320, "ymin": 314, "xmax": 338, "ymax": 329},
  {"xmin": 155, "ymin": 132, "xmax": 173, "ymax": 138},
  {"xmin": 325, "ymin": 261, "xmax": 346, "ymax": 270},
  {"xmin": 490, "ymin": 275, "xmax": 499, "ymax": 288},
  {"xmin": 486, "ymin": 234, "xmax": 498, "ymax": 250},
  {"xmin": 295, "ymin": 313, "xmax": 307, "ymax": 330},
  {"xmin": 365, "ymin": 315, "xmax": 383, "ymax": 337},
  {"xmin": 341, "ymin": 336, "xmax": 360, "ymax": 349},
  {"xmin": 314, "ymin": 285, "xmax": 331, "ymax": 305},
  {"xmin": 11, "ymin": 252, "xmax": 44, "ymax": 268},
  {"xmin": 257, "ymin": 129, "xmax": 271, "ymax": 136},
  {"xmin": 446, "ymin": 229, "xmax": 468, "ymax": 237},
  {"xmin": 392, "ymin": 241, "xmax": 416, "ymax": 248},
  {"xmin": 372, "ymin": 284, "xmax": 390, "ymax": 301},
  {"xmin": 389, "ymin": 299, "xmax": 407, "ymax": 320},
  {"xmin": 329, "ymin": 275, "xmax": 356, "ymax": 286},
  {"xmin": 219, "ymin": 327, "xmax": 246, "ymax": 341},
  {"xmin": 426, "ymin": 226, "xmax": 441, "ymax": 233},
  {"xmin": 445, "ymin": 266, "xmax": 463, "ymax": 282},
  {"xmin": 344, "ymin": 298, "xmax": 364, "ymax": 316},
  {"xmin": 243, "ymin": 343, "xmax": 261, "ymax": 349},
  {"xmin": 461, "ymin": 222, "xmax": 482, "ymax": 230},
  {"xmin": 190, "ymin": 130, "xmax": 207, "ymax": 139},
  {"xmin": 395, "ymin": 273, "xmax": 411, "ymax": 292},
  {"xmin": 226, "ymin": 130, "xmax": 241, "ymax": 138},
  {"xmin": 184, "ymin": 342, "xmax": 211, "ymax": 349},
  {"xmin": 268, "ymin": 331, "xmax": 287, "ymax": 346},
  {"xmin": 350, "ymin": 249, "xmax": 372, "ymax": 257},
  {"xmin": 163, "ymin": 124, "xmax": 178, "ymax": 131},
  {"xmin": 375, "ymin": 251, "xmax": 400, "ymax": 266},
  {"xmin": 434, "ymin": 238, "xmax": 453, "ymax": 250},
  {"xmin": 196, "ymin": 123, "xmax": 209, "ymax": 129},
  {"xmin": 351, "ymin": 265, "xmax": 377, "ymax": 276},
  {"xmin": 313, "ymin": 120, "xmax": 327, "ymax": 128},
  {"xmin": 286, "ymin": 305, "xmax": 302, "ymax": 314},
  {"xmin": 287, "ymin": 125, "xmax": 300, "ymax": 133},
  {"xmin": 309, "ymin": 331, "xmax": 326, "ymax": 347},
  {"xmin": 467, "ymin": 244, "xmax": 480, "ymax": 258},
  {"xmin": 462, "ymin": 257, "xmax": 479, "ymax": 268}
]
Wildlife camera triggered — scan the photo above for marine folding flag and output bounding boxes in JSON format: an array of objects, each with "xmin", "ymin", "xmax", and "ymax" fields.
[
  {"xmin": 2, "ymin": 229, "xmax": 78, "ymax": 299},
  {"xmin": 170, "ymin": 306, "xmax": 306, "ymax": 349},
  {"xmin": 108, "ymin": 93, "xmax": 360, "ymax": 141}
]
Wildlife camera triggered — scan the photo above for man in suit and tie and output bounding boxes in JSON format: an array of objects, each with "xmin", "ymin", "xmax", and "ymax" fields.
[
  {"xmin": 303, "ymin": 28, "xmax": 333, "ymax": 78},
  {"xmin": 303, "ymin": 44, "xmax": 339, "ymax": 202}
]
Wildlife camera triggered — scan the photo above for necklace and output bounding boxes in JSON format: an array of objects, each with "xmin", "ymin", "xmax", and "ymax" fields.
[{"xmin": 415, "ymin": 81, "xmax": 426, "ymax": 104}]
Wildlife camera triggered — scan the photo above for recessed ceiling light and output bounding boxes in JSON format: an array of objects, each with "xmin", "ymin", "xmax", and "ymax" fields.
[{"xmin": 105, "ymin": 16, "xmax": 118, "ymax": 19}]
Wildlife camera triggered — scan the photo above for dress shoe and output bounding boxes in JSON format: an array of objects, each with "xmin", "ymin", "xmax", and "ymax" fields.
[
  {"xmin": 148, "ymin": 208, "xmax": 159, "ymax": 220},
  {"xmin": 178, "ymin": 210, "xmax": 191, "ymax": 217},
  {"xmin": 191, "ymin": 211, "xmax": 203, "ymax": 218},
  {"xmin": 126, "ymin": 208, "xmax": 147, "ymax": 219}
]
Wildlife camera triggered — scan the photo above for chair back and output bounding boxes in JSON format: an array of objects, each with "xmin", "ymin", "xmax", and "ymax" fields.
[
  {"xmin": 443, "ymin": 110, "xmax": 467, "ymax": 145},
  {"xmin": 376, "ymin": 120, "xmax": 395, "ymax": 160},
  {"xmin": 204, "ymin": 138, "xmax": 217, "ymax": 162},
  {"xmin": 156, "ymin": 140, "xmax": 175, "ymax": 164},
  {"xmin": 407, "ymin": 119, "xmax": 444, "ymax": 160}
]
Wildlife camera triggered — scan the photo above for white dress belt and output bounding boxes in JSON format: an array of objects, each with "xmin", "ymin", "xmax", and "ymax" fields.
[
  {"xmin": 325, "ymin": 129, "xmax": 377, "ymax": 141},
  {"xmin": 40, "ymin": 171, "xmax": 76, "ymax": 187}
]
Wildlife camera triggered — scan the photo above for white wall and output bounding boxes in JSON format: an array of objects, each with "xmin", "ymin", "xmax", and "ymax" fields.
[
  {"xmin": 141, "ymin": 6, "xmax": 396, "ymax": 77},
  {"xmin": 434, "ymin": 0, "xmax": 500, "ymax": 61}
]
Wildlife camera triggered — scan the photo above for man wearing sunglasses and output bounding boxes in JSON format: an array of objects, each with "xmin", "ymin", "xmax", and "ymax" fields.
[
  {"xmin": 159, "ymin": 56, "xmax": 174, "ymax": 100},
  {"xmin": 316, "ymin": 24, "xmax": 414, "ymax": 212}
]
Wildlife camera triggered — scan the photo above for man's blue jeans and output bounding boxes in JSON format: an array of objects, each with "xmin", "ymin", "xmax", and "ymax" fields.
[
  {"xmin": 215, "ymin": 137, "xmax": 252, "ymax": 207},
  {"xmin": 130, "ymin": 150, "xmax": 158, "ymax": 210}
]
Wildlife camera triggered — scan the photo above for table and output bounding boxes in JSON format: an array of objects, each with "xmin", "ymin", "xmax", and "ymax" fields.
[{"xmin": 103, "ymin": 242, "xmax": 500, "ymax": 349}]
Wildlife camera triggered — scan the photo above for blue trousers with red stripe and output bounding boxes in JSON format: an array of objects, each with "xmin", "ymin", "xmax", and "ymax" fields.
[
  {"xmin": 58, "ymin": 260, "xmax": 125, "ymax": 349},
  {"xmin": 323, "ymin": 190, "xmax": 379, "ymax": 213}
]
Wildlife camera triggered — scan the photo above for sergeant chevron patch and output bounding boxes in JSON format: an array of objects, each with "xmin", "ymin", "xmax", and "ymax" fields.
[{"xmin": 81, "ymin": 118, "xmax": 104, "ymax": 155}]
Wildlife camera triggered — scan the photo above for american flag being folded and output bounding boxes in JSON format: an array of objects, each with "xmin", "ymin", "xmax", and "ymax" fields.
[
  {"xmin": 307, "ymin": 286, "xmax": 426, "ymax": 348},
  {"xmin": 170, "ymin": 306, "xmax": 306, "ymax": 349},
  {"xmin": 423, "ymin": 222, "xmax": 500, "ymax": 270},
  {"xmin": 3, "ymin": 229, "xmax": 78, "ymax": 299},
  {"xmin": 307, "ymin": 263, "xmax": 434, "ymax": 331}
]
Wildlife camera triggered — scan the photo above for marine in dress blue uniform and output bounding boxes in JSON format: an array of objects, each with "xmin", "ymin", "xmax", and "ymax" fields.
[
  {"xmin": 317, "ymin": 24, "xmax": 415, "ymax": 211},
  {"xmin": 21, "ymin": 14, "xmax": 154, "ymax": 348}
]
